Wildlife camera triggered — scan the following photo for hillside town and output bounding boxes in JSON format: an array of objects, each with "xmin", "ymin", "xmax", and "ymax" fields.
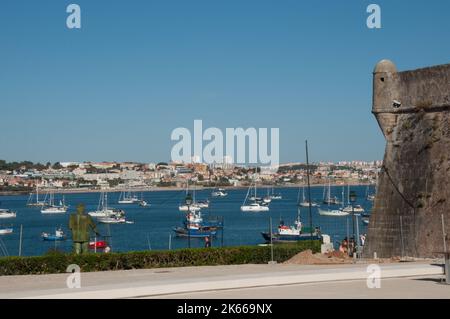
[{"xmin": 0, "ymin": 159, "xmax": 382, "ymax": 193}]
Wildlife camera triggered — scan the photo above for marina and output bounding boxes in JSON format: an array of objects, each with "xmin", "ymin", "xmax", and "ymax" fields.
[{"xmin": 0, "ymin": 185, "xmax": 373, "ymax": 256}]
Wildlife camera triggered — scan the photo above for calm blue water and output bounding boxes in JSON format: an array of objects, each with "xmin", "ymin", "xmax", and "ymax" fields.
[{"xmin": 0, "ymin": 186, "xmax": 373, "ymax": 256}]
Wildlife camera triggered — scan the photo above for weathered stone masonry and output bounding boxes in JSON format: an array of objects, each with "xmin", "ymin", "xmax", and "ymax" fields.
[{"xmin": 365, "ymin": 60, "xmax": 450, "ymax": 258}]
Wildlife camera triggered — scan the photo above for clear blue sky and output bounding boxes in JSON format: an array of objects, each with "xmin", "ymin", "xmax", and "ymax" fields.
[{"xmin": 1, "ymin": 0, "xmax": 449, "ymax": 164}]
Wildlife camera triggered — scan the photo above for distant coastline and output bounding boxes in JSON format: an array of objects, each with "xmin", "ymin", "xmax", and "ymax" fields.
[{"xmin": 0, "ymin": 182, "xmax": 373, "ymax": 196}]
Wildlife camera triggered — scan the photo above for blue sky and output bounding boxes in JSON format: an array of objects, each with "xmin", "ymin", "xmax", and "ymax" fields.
[{"xmin": 0, "ymin": 0, "xmax": 449, "ymax": 164}]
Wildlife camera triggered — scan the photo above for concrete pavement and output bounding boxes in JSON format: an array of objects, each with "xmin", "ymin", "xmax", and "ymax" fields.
[{"xmin": 0, "ymin": 262, "xmax": 447, "ymax": 299}]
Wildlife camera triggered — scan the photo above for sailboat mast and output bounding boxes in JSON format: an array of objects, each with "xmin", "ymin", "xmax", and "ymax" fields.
[
  {"xmin": 347, "ymin": 184, "xmax": 350, "ymax": 205},
  {"xmin": 305, "ymin": 140, "xmax": 313, "ymax": 241}
]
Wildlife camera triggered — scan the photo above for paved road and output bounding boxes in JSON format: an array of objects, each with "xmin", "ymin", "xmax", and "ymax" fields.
[
  {"xmin": 150, "ymin": 276, "xmax": 449, "ymax": 299},
  {"xmin": 0, "ymin": 262, "xmax": 447, "ymax": 299}
]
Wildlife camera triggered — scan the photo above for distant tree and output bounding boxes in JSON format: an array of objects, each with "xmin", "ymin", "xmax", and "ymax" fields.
[{"xmin": 52, "ymin": 162, "xmax": 63, "ymax": 169}]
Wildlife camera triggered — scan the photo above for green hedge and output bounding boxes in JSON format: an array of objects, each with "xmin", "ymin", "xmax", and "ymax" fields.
[{"xmin": 0, "ymin": 241, "xmax": 320, "ymax": 276}]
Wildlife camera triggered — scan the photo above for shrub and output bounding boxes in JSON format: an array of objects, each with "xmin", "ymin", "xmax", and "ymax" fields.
[{"xmin": 0, "ymin": 241, "xmax": 320, "ymax": 276}]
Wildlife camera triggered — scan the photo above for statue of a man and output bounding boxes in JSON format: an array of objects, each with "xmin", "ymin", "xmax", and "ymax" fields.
[{"xmin": 69, "ymin": 203, "xmax": 100, "ymax": 254}]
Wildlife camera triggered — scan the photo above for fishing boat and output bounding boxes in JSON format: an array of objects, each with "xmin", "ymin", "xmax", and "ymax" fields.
[
  {"xmin": 42, "ymin": 228, "xmax": 66, "ymax": 241},
  {"xmin": 27, "ymin": 185, "xmax": 47, "ymax": 207},
  {"xmin": 173, "ymin": 225, "xmax": 217, "ymax": 238},
  {"xmin": 298, "ymin": 186, "xmax": 319, "ymax": 207},
  {"xmin": 211, "ymin": 188, "xmax": 228, "ymax": 197},
  {"xmin": 0, "ymin": 209, "xmax": 16, "ymax": 219},
  {"xmin": 261, "ymin": 219, "xmax": 322, "ymax": 243},
  {"xmin": 184, "ymin": 212, "xmax": 223, "ymax": 228},
  {"xmin": 362, "ymin": 217, "xmax": 370, "ymax": 225},
  {"xmin": 41, "ymin": 192, "xmax": 68, "ymax": 214}
]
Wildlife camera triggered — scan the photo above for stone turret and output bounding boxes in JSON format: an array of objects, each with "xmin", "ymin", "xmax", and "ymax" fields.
[{"xmin": 365, "ymin": 60, "xmax": 450, "ymax": 258}]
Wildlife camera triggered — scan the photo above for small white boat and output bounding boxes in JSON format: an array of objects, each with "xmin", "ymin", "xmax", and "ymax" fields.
[
  {"xmin": 0, "ymin": 227, "xmax": 13, "ymax": 235},
  {"xmin": 41, "ymin": 206, "xmax": 67, "ymax": 214},
  {"xmin": 211, "ymin": 188, "xmax": 228, "ymax": 197},
  {"xmin": 0, "ymin": 209, "xmax": 16, "ymax": 219},
  {"xmin": 98, "ymin": 216, "xmax": 127, "ymax": 224},
  {"xmin": 299, "ymin": 201, "xmax": 319, "ymax": 208},
  {"xmin": 139, "ymin": 200, "xmax": 149, "ymax": 207},
  {"xmin": 97, "ymin": 212, "xmax": 127, "ymax": 224},
  {"xmin": 178, "ymin": 204, "xmax": 201, "ymax": 212},
  {"xmin": 318, "ymin": 208, "xmax": 349, "ymax": 217},
  {"xmin": 268, "ymin": 187, "xmax": 282, "ymax": 200},
  {"xmin": 196, "ymin": 200, "xmax": 209, "ymax": 208},
  {"xmin": 241, "ymin": 202, "xmax": 269, "ymax": 212},
  {"xmin": 262, "ymin": 196, "xmax": 272, "ymax": 204},
  {"xmin": 341, "ymin": 205, "xmax": 365, "ymax": 213}
]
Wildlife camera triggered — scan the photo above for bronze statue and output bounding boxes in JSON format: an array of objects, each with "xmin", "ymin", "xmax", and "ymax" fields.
[{"xmin": 69, "ymin": 203, "xmax": 100, "ymax": 254}]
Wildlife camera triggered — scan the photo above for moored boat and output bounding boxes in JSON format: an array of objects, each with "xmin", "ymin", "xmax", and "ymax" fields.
[
  {"xmin": 42, "ymin": 228, "xmax": 66, "ymax": 241},
  {"xmin": 211, "ymin": 188, "xmax": 228, "ymax": 197},
  {"xmin": 0, "ymin": 227, "xmax": 13, "ymax": 235},
  {"xmin": 341, "ymin": 205, "xmax": 365, "ymax": 213},
  {"xmin": 0, "ymin": 209, "xmax": 16, "ymax": 219},
  {"xmin": 318, "ymin": 208, "xmax": 349, "ymax": 217},
  {"xmin": 241, "ymin": 202, "xmax": 269, "ymax": 212},
  {"xmin": 173, "ymin": 226, "xmax": 217, "ymax": 238},
  {"xmin": 40, "ymin": 192, "xmax": 68, "ymax": 214}
]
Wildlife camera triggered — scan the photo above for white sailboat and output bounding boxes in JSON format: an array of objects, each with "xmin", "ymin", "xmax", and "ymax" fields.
[
  {"xmin": 118, "ymin": 189, "xmax": 139, "ymax": 204},
  {"xmin": 341, "ymin": 185, "xmax": 365, "ymax": 213},
  {"xmin": 41, "ymin": 192, "xmax": 68, "ymax": 214},
  {"xmin": 298, "ymin": 185, "xmax": 319, "ymax": 207},
  {"xmin": 240, "ymin": 178, "xmax": 269, "ymax": 212},
  {"xmin": 269, "ymin": 187, "xmax": 282, "ymax": 200},
  {"xmin": 89, "ymin": 192, "xmax": 124, "ymax": 217},
  {"xmin": 0, "ymin": 209, "xmax": 16, "ymax": 219},
  {"xmin": 27, "ymin": 184, "xmax": 47, "ymax": 207},
  {"xmin": 319, "ymin": 186, "xmax": 349, "ymax": 217},
  {"xmin": 179, "ymin": 182, "xmax": 205, "ymax": 211},
  {"xmin": 322, "ymin": 180, "xmax": 341, "ymax": 205}
]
